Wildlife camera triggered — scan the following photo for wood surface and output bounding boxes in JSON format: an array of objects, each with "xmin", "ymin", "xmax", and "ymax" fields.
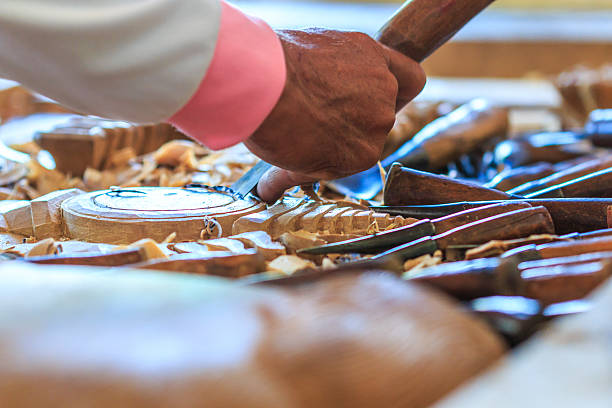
[
  {"xmin": 527, "ymin": 199, "xmax": 612, "ymax": 234},
  {"xmin": 61, "ymin": 187, "xmax": 265, "ymax": 244}
]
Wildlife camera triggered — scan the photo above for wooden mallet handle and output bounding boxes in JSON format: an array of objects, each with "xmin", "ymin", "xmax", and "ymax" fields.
[{"xmin": 377, "ymin": 0, "xmax": 496, "ymax": 62}]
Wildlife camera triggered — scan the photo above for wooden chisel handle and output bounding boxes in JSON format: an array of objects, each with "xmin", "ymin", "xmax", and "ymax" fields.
[{"xmin": 377, "ymin": 0, "xmax": 496, "ymax": 62}]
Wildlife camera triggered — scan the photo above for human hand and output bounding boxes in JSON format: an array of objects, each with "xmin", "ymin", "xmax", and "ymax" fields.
[{"xmin": 244, "ymin": 29, "xmax": 425, "ymax": 202}]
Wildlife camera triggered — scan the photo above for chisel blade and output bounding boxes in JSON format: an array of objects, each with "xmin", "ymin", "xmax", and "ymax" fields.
[{"xmin": 231, "ymin": 160, "xmax": 273, "ymax": 197}]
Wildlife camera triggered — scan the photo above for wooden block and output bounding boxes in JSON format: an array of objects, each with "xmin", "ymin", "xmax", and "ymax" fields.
[
  {"xmin": 61, "ymin": 187, "xmax": 265, "ymax": 244},
  {"xmin": 0, "ymin": 200, "xmax": 33, "ymax": 236},
  {"xmin": 35, "ymin": 127, "xmax": 106, "ymax": 176},
  {"xmin": 371, "ymin": 213, "xmax": 392, "ymax": 230},
  {"xmin": 30, "ymin": 188, "xmax": 84, "ymax": 239}
]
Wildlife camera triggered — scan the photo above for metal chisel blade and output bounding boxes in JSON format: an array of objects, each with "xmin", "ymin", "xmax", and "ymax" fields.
[{"xmin": 231, "ymin": 160, "xmax": 273, "ymax": 197}]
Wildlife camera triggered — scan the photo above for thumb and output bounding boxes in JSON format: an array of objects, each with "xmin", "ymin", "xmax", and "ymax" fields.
[
  {"xmin": 256, "ymin": 166, "xmax": 318, "ymax": 203},
  {"xmin": 380, "ymin": 44, "xmax": 427, "ymax": 111}
]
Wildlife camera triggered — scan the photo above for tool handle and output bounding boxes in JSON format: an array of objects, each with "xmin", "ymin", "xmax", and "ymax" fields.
[
  {"xmin": 376, "ymin": 0, "xmax": 496, "ymax": 62},
  {"xmin": 436, "ymin": 206, "xmax": 555, "ymax": 247},
  {"xmin": 526, "ymin": 167, "xmax": 612, "ymax": 199},
  {"xmin": 384, "ymin": 164, "xmax": 517, "ymax": 206},
  {"xmin": 381, "ymin": 99, "xmax": 508, "ymax": 172},
  {"xmin": 432, "ymin": 202, "xmax": 531, "ymax": 233}
]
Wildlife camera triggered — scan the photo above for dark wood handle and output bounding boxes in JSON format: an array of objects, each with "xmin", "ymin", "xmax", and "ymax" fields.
[
  {"xmin": 436, "ymin": 206, "xmax": 556, "ymax": 247},
  {"xmin": 376, "ymin": 0, "xmax": 496, "ymax": 62}
]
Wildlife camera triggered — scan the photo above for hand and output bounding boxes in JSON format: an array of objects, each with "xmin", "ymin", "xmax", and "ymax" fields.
[{"xmin": 244, "ymin": 29, "xmax": 426, "ymax": 202}]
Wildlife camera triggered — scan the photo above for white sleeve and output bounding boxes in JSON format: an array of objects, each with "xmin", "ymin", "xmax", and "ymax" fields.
[{"xmin": 0, "ymin": 0, "xmax": 221, "ymax": 123}]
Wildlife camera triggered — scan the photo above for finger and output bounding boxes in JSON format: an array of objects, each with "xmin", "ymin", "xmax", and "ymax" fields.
[
  {"xmin": 256, "ymin": 166, "xmax": 318, "ymax": 203},
  {"xmin": 380, "ymin": 44, "xmax": 427, "ymax": 111}
]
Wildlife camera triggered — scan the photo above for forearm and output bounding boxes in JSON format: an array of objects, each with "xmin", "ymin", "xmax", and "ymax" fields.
[{"xmin": 0, "ymin": 0, "xmax": 286, "ymax": 149}]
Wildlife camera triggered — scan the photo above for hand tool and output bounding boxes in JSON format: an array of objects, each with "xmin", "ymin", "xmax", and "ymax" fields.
[
  {"xmin": 372, "ymin": 198, "xmax": 612, "ymax": 234},
  {"xmin": 507, "ymin": 156, "xmax": 612, "ymax": 196},
  {"xmin": 524, "ymin": 166, "xmax": 612, "ymax": 199},
  {"xmin": 230, "ymin": 159, "xmax": 273, "ymax": 197},
  {"xmin": 383, "ymin": 163, "xmax": 522, "ymax": 205},
  {"xmin": 298, "ymin": 201, "xmax": 531, "ymax": 255},
  {"xmin": 371, "ymin": 206, "xmax": 554, "ymax": 262}
]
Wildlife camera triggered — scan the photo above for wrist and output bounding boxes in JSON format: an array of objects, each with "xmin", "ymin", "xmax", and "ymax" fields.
[{"xmin": 168, "ymin": 1, "xmax": 286, "ymax": 150}]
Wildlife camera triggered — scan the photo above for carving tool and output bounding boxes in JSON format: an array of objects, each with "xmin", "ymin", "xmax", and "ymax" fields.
[
  {"xmin": 372, "ymin": 198, "xmax": 612, "ymax": 234},
  {"xmin": 371, "ymin": 206, "xmax": 554, "ymax": 262},
  {"xmin": 298, "ymin": 201, "xmax": 531, "ymax": 255},
  {"xmin": 230, "ymin": 160, "xmax": 273, "ymax": 197}
]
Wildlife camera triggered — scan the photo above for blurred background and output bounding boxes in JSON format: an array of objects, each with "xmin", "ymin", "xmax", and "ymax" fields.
[{"xmin": 232, "ymin": 0, "xmax": 612, "ymax": 78}]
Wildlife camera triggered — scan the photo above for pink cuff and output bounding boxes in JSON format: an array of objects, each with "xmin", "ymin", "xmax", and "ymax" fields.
[{"xmin": 168, "ymin": 1, "xmax": 286, "ymax": 150}]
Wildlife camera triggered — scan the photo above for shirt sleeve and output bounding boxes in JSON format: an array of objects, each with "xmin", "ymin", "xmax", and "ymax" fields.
[
  {"xmin": 0, "ymin": 0, "xmax": 287, "ymax": 150},
  {"xmin": 168, "ymin": 1, "xmax": 286, "ymax": 150}
]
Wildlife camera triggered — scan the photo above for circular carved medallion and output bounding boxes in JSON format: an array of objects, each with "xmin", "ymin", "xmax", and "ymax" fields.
[{"xmin": 61, "ymin": 187, "xmax": 264, "ymax": 244}]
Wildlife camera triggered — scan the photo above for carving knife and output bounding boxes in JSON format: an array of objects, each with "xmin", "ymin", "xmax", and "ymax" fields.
[{"xmin": 231, "ymin": 160, "xmax": 273, "ymax": 197}]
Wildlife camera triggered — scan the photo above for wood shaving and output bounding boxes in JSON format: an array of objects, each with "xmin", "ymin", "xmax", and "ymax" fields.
[
  {"xmin": 402, "ymin": 251, "xmax": 444, "ymax": 276},
  {"xmin": 25, "ymin": 238, "xmax": 58, "ymax": 258},
  {"xmin": 162, "ymin": 232, "xmax": 177, "ymax": 244}
]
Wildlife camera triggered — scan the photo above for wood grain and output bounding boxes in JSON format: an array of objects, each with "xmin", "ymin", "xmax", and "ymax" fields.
[
  {"xmin": 384, "ymin": 164, "xmax": 517, "ymax": 206},
  {"xmin": 377, "ymin": 0, "xmax": 496, "ymax": 62},
  {"xmin": 61, "ymin": 187, "xmax": 265, "ymax": 244}
]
